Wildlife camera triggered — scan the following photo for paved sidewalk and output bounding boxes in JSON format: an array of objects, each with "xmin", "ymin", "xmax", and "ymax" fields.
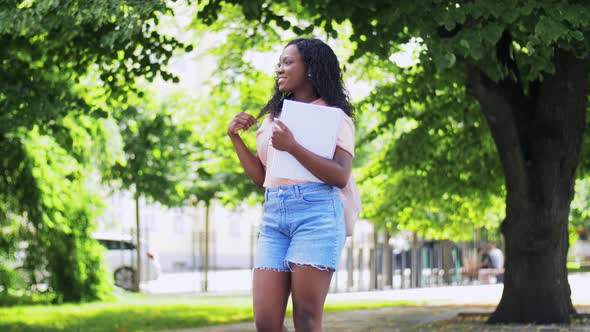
[
  {"xmin": 162, "ymin": 305, "xmax": 590, "ymax": 332},
  {"xmin": 160, "ymin": 273, "xmax": 590, "ymax": 331}
]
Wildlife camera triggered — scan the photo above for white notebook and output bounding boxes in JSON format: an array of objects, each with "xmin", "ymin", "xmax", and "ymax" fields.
[{"xmin": 270, "ymin": 99, "xmax": 343, "ymax": 182}]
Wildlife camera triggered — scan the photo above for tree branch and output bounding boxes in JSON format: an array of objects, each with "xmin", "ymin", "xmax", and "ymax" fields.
[
  {"xmin": 496, "ymin": 30, "xmax": 523, "ymax": 90},
  {"xmin": 496, "ymin": 30, "xmax": 533, "ymax": 162}
]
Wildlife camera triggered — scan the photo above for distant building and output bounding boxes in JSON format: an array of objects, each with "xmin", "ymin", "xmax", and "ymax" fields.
[{"xmin": 96, "ymin": 190, "xmax": 263, "ymax": 272}]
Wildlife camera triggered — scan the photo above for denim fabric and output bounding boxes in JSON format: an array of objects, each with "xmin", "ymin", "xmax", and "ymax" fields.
[{"xmin": 254, "ymin": 182, "xmax": 346, "ymax": 272}]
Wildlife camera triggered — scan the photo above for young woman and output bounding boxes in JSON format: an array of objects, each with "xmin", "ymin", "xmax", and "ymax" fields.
[{"xmin": 227, "ymin": 38, "xmax": 355, "ymax": 332}]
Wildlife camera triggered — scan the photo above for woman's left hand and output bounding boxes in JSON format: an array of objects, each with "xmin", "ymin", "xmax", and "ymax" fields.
[{"xmin": 270, "ymin": 118, "xmax": 297, "ymax": 152}]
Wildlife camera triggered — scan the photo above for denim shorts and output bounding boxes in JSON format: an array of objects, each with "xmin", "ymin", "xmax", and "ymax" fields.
[{"xmin": 254, "ymin": 182, "xmax": 346, "ymax": 272}]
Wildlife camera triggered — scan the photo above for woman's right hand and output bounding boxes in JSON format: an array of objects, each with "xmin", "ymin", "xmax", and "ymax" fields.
[{"xmin": 227, "ymin": 112, "xmax": 257, "ymax": 137}]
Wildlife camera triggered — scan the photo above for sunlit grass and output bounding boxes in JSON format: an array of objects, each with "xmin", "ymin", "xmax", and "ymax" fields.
[{"xmin": 0, "ymin": 291, "xmax": 417, "ymax": 332}]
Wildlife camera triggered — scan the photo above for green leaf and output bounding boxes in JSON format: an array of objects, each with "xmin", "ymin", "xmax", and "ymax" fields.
[
  {"xmin": 535, "ymin": 15, "xmax": 568, "ymax": 43},
  {"xmin": 435, "ymin": 52, "xmax": 456, "ymax": 69}
]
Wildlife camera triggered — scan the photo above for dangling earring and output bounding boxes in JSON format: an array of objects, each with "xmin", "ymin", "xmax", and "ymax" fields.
[{"xmin": 307, "ymin": 72, "xmax": 312, "ymax": 79}]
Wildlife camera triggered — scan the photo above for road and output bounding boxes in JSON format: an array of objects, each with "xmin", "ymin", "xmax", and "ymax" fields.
[{"xmin": 143, "ymin": 270, "xmax": 590, "ymax": 307}]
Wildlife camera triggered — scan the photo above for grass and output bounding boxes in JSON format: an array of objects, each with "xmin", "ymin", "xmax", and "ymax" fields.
[
  {"xmin": 0, "ymin": 290, "xmax": 418, "ymax": 332},
  {"xmin": 0, "ymin": 290, "xmax": 56, "ymax": 306}
]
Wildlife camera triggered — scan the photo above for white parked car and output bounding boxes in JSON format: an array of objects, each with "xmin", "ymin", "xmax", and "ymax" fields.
[{"xmin": 94, "ymin": 233, "xmax": 161, "ymax": 291}]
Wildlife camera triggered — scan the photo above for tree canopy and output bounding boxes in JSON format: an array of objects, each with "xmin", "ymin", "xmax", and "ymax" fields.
[{"xmin": 0, "ymin": 0, "xmax": 191, "ymax": 302}]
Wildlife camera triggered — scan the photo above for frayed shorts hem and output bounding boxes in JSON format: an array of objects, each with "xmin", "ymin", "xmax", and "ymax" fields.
[{"xmin": 253, "ymin": 260, "xmax": 335, "ymax": 273}]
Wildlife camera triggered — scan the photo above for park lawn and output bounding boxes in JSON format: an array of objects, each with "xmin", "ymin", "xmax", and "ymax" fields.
[{"xmin": 0, "ymin": 292, "xmax": 418, "ymax": 332}]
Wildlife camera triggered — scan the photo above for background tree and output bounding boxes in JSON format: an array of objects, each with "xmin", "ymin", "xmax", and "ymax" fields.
[
  {"xmin": 106, "ymin": 102, "xmax": 197, "ymax": 291},
  {"xmin": 355, "ymin": 59, "xmax": 504, "ymax": 240},
  {"xmin": 196, "ymin": 0, "xmax": 590, "ymax": 323},
  {"xmin": 0, "ymin": 1, "xmax": 190, "ymax": 301}
]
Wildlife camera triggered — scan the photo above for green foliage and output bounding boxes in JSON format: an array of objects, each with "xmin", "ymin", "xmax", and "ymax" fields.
[
  {"xmin": 100, "ymin": 87, "xmax": 202, "ymax": 291},
  {"xmin": 0, "ymin": 1, "xmax": 191, "ymax": 302},
  {"xmin": 0, "ymin": 266, "xmax": 19, "ymax": 295},
  {"xmin": 17, "ymin": 127, "xmax": 112, "ymax": 303},
  {"xmin": 197, "ymin": 0, "xmax": 590, "ymax": 91},
  {"xmin": 107, "ymin": 104, "xmax": 196, "ymax": 206},
  {"xmin": 354, "ymin": 59, "xmax": 504, "ymax": 238},
  {"xmin": 198, "ymin": 0, "xmax": 590, "ymax": 81},
  {"xmin": 1, "ymin": 0, "xmax": 190, "ymax": 133},
  {"xmin": 181, "ymin": 5, "xmax": 286, "ymax": 207},
  {"xmin": 194, "ymin": 71, "xmax": 273, "ymax": 206}
]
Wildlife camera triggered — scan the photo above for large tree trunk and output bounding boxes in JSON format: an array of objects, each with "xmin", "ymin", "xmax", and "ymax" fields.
[{"xmin": 466, "ymin": 48, "xmax": 589, "ymax": 324}]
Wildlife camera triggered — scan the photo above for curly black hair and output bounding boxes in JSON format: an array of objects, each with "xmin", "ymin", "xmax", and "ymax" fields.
[{"xmin": 257, "ymin": 38, "xmax": 354, "ymax": 120}]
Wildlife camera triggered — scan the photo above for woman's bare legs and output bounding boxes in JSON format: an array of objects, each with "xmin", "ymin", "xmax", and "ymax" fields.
[
  {"xmin": 253, "ymin": 269, "xmax": 291, "ymax": 331},
  {"xmin": 290, "ymin": 265, "xmax": 334, "ymax": 332}
]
